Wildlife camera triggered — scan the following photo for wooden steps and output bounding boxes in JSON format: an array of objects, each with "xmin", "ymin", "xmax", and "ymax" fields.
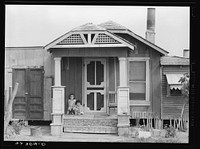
[{"xmin": 63, "ymin": 115, "xmax": 118, "ymax": 134}]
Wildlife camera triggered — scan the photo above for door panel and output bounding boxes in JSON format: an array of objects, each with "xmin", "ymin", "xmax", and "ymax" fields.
[
  {"xmin": 87, "ymin": 92, "xmax": 94, "ymax": 110},
  {"xmin": 12, "ymin": 69, "xmax": 27, "ymax": 119},
  {"xmin": 12, "ymin": 68, "xmax": 43, "ymax": 120},
  {"xmin": 85, "ymin": 59, "xmax": 106, "ymax": 113},
  {"xmin": 29, "ymin": 69, "xmax": 43, "ymax": 119}
]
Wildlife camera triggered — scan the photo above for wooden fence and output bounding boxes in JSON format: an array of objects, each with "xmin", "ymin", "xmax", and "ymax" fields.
[{"xmin": 131, "ymin": 111, "xmax": 189, "ymax": 130}]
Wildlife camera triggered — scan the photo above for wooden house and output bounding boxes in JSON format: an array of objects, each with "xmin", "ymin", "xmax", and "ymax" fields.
[
  {"xmin": 5, "ymin": 8, "xmax": 187, "ymax": 136},
  {"xmin": 160, "ymin": 53, "xmax": 189, "ymax": 127}
]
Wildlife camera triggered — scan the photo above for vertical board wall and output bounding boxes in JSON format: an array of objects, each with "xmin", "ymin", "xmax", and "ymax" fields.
[{"xmin": 61, "ymin": 57, "xmax": 82, "ymax": 114}]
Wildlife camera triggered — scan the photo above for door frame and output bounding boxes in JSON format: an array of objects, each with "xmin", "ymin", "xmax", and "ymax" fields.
[{"xmin": 83, "ymin": 58, "xmax": 107, "ymax": 114}]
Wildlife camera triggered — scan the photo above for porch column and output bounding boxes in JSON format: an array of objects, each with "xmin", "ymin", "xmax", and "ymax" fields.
[
  {"xmin": 117, "ymin": 57, "xmax": 130, "ymax": 136},
  {"xmin": 50, "ymin": 57, "xmax": 65, "ymax": 136}
]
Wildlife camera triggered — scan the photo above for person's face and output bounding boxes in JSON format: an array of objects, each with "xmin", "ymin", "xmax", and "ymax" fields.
[
  {"xmin": 70, "ymin": 95, "xmax": 74, "ymax": 99},
  {"xmin": 77, "ymin": 102, "xmax": 80, "ymax": 106}
]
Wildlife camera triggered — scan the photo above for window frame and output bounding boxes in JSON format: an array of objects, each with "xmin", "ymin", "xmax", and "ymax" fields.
[{"xmin": 128, "ymin": 57, "xmax": 150, "ymax": 106}]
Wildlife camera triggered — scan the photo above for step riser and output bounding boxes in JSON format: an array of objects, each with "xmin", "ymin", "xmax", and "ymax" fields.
[
  {"xmin": 63, "ymin": 119, "xmax": 118, "ymax": 127},
  {"xmin": 63, "ymin": 126, "xmax": 117, "ymax": 134}
]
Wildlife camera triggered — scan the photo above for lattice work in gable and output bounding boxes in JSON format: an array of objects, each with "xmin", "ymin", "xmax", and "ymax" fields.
[
  {"xmin": 58, "ymin": 34, "xmax": 84, "ymax": 45},
  {"xmin": 95, "ymin": 33, "xmax": 120, "ymax": 44}
]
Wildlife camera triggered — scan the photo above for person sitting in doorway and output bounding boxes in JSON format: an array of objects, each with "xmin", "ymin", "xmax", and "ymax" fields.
[
  {"xmin": 67, "ymin": 93, "xmax": 76, "ymax": 115},
  {"xmin": 74, "ymin": 100, "xmax": 84, "ymax": 115}
]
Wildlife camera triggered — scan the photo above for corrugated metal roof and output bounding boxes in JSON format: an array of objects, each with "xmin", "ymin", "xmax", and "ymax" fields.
[
  {"xmin": 5, "ymin": 46, "xmax": 43, "ymax": 50},
  {"xmin": 160, "ymin": 56, "xmax": 189, "ymax": 65},
  {"xmin": 98, "ymin": 21, "xmax": 128, "ymax": 30}
]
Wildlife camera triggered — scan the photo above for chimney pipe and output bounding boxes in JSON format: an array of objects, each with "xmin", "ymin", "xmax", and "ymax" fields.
[
  {"xmin": 183, "ymin": 49, "xmax": 189, "ymax": 58},
  {"xmin": 145, "ymin": 8, "xmax": 155, "ymax": 44}
]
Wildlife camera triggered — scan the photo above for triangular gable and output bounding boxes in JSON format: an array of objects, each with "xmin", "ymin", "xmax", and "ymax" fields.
[{"xmin": 44, "ymin": 23, "xmax": 135, "ymax": 51}]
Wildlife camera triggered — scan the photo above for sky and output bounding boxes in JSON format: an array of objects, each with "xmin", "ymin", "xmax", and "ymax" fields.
[{"xmin": 5, "ymin": 5, "xmax": 190, "ymax": 56}]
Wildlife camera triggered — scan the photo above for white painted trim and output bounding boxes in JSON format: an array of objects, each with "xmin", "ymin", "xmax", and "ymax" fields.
[
  {"xmin": 130, "ymin": 100, "xmax": 150, "ymax": 106},
  {"xmin": 52, "ymin": 44, "xmax": 127, "ymax": 48},
  {"xmin": 128, "ymin": 57, "xmax": 150, "ymax": 61},
  {"xmin": 91, "ymin": 33, "xmax": 99, "ymax": 44},
  {"xmin": 54, "ymin": 57, "xmax": 62, "ymax": 86},
  {"xmin": 118, "ymin": 57, "xmax": 128, "ymax": 87},
  {"xmin": 105, "ymin": 32, "xmax": 135, "ymax": 50},
  {"xmin": 125, "ymin": 30, "xmax": 168, "ymax": 55},
  {"xmin": 88, "ymin": 33, "xmax": 91, "ymax": 44},
  {"xmin": 45, "ymin": 30, "xmax": 135, "ymax": 51},
  {"xmin": 80, "ymin": 33, "xmax": 88, "ymax": 44},
  {"xmin": 44, "ymin": 31, "xmax": 73, "ymax": 50},
  {"xmin": 108, "ymin": 29, "xmax": 168, "ymax": 55},
  {"xmin": 84, "ymin": 58, "xmax": 107, "ymax": 113}
]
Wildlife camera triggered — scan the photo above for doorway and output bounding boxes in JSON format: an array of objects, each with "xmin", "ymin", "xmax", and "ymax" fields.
[{"xmin": 84, "ymin": 58, "xmax": 106, "ymax": 114}]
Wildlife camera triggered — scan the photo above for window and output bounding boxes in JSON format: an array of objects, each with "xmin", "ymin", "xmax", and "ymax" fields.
[{"xmin": 128, "ymin": 58, "xmax": 150, "ymax": 102}]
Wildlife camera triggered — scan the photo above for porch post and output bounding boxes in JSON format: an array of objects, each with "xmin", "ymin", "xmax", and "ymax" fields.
[
  {"xmin": 117, "ymin": 57, "xmax": 130, "ymax": 136},
  {"xmin": 50, "ymin": 57, "xmax": 65, "ymax": 136}
]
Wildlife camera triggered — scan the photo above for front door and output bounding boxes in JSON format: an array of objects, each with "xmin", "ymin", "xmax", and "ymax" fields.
[{"xmin": 84, "ymin": 58, "xmax": 106, "ymax": 113}]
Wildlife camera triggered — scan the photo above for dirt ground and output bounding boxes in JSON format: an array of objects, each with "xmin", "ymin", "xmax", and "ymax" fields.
[{"xmin": 4, "ymin": 125, "xmax": 189, "ymax": 143}]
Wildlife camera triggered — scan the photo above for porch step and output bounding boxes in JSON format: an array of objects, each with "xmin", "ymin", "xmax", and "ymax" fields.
[
  {"xmin": 63, "ymin": 115, "xmax": 118, "ymax": 134},
  {"xmin": 63, "ymin": 126, "xmax": 117, "ymax": 134}
]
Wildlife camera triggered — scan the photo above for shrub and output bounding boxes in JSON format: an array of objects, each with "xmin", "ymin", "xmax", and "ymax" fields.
[{"xmin": 164, "ymin": 125, "xmax": 176, "ymax": 138}]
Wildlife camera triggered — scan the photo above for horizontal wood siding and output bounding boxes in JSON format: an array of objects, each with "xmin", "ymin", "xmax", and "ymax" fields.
[
  {"xmin": 162, "ymin": 96, "xmax": 189, "ymax": 119},
  {"xmin": 161, "ymin": 65, "xmax": 189, "ymax": 119},
  {"xmin": 51, "ymin": 47, "xmax": 128, "ymax": 57},
  {"xmin": 61, "ymin": 57, "xmax": 82, "ymax": 114}
]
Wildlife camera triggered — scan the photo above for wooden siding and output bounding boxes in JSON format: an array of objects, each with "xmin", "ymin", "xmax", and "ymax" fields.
[
  {"xmin": 61, "ymin": 57, "xmax": 82, "ymax": 114},
  {"xmin": 149, "ymin": 48, "xmax": 162, "ymax": 118},
  {"xmin": 51, "ymin": 47, "xmax": 128, "ymax": 57},
  {"xmin": 115, "ymin": 33, "xmax": 162, "ymax": 117},
  {"xmin": 161, "ymin": 65, "xmax": 189, "ymax": 119},
  {"xmin": 162, "ymin": 97, "xmax": 189, "ymax": 119}
]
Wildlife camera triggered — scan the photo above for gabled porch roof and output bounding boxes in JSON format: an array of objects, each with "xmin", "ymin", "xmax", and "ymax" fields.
[{"xmin": 44, "ymin": 23, "xmax": 135, "ymax": 52}]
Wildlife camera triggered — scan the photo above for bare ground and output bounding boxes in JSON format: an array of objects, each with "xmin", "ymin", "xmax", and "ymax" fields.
[{"xmin": 4, "ymin": 125, "xmax": 189, "ymax": 143}]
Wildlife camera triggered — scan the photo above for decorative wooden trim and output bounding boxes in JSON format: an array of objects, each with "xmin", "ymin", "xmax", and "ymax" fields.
[
  {"xmin": 44, "ymin": 31, "xmax": 73, "ymax": 50},
  {"xmin": 84, "ymin": 58, "xmax": 107, "ymax": 113},
  {"xmin": 80, "ymin": 34, "xmax": 88, "ymax": 44},
  {"xmin": 91, "ymin": 33, "xmax": 99, "ymax": 44},
  {"xmin": 88, "ymin": 33, "xmax": 91, "ymax": 44},
  {"xmin": 52, "ymin": 44, "xmax": 127, "ymax": 48},
  {"xmin": 105, "ymin": 32, "xmax": 135, "ymax": 50}
]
